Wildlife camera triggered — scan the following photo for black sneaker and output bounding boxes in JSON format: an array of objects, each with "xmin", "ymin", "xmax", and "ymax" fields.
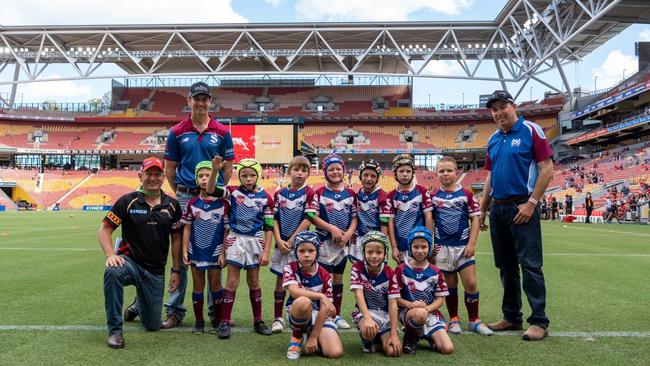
[
  {"xmin": 254, "ymin": 320, "xmax": 273, "ymax": 336},
  {"xmin": 123, "ymin": 298, "xmax": 138, "ymax": 322},
  {"xmin": 192, "ymin": 320, "xmax": 205, "ymax": 334},
  {"xmin": 218, "ymin": 321, "xmax": 231, "ymax": 339},
  {"xmin": 362, "ymin": 342, "xmax": 376, "ymax": 354},
  {"xmin": 403, "ymin": 334, "xmax": 417, "ymax": 355}
]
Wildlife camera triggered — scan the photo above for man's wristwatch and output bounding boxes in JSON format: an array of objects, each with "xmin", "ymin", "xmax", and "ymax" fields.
[{"xmin": 171, "ymin": 268, "xmax": 181, "ymax": 274}]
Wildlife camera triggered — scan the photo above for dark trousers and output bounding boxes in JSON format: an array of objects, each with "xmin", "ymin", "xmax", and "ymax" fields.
[
  {"xmin": 489, "ymin": 201, "xmax": 549, "ymax": 329},
  {"xmin": 586, "ymin": 208, "xmax": 593, "ymax": 223},
  {"xmin": 104, "ymin": 255, "xmax": 165, "ymax": 335}
]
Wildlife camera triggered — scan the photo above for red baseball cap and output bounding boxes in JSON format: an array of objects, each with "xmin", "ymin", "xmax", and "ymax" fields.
[{"xmin": 141, "ymin": 157, "xmax": 164, "ymax": 172}]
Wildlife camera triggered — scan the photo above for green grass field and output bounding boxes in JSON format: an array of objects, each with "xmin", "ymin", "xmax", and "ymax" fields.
[{"xmin": 1, "ymin": 211, "xmax": 649, "ymax": 365}]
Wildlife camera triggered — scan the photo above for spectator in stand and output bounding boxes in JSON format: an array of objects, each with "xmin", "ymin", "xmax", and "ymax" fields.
[
  {"xmin": 621, "ymin": 185, "xmax": 630, "ymax": 197},
  {"xmin": 585, "ymin": 193, "xmax": 594, "ymax": 224}
]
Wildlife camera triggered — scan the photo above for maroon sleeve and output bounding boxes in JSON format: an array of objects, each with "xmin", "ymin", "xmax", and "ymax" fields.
[
  {"xmin": 484, "ymin": 153, "xmax": 492, "ymax": 171},
  {"xmin": 528, "ymin": 122, "xmax": 554, "ymax": 163}
]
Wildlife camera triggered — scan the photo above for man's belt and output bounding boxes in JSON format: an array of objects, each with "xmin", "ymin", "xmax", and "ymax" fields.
[
  {"xmin": 176, "ymin": 185, "xmax": 200, "ymax": 195},
  {"xmin": 493, "ymin": 195, "xmax": 529, "ymax": 204}
]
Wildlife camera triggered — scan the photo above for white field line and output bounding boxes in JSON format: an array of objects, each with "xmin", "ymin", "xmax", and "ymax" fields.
[
  {"xmin": 0, "ymin": 325, "xmax": 649, "ymax": 337},
  {"xmin": 0, "ymin": 247, "xmax": 96, "ymax": 251},
  {"xmin": 474, "ymin": 252, "xmax": 650, "ymax": 257}
]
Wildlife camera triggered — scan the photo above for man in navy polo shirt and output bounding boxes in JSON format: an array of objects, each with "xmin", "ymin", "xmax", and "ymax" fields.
[
  {"xmin": 478, "ymin": 90, "xmax": 553, "ymax": 341},
  {"xmin": 160, "ymin": 81, "xmax": 235, "ymax": 328}
]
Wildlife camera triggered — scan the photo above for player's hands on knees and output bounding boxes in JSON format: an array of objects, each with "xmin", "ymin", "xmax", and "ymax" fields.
[
  {"xmin": 514, "ymin": 202, "xmax": 535, "ymax": 225},
  {"xmin": 479, "ymin": 211, "xmax": 489, "ymax": 231},
  {"xmin": 183, "ymin": 251, "xmax": 191, "ymax": 265},
  {"xmin": 305, "ymin": 336, "xmax": 319, "ymax": 354},
  {"xmin": 260, "ymin": 252, "xmax": 270, "ymax": 266},
  {"xmin": 361, "ymin": 318, "xmax": 379, "ymax": 340},
  {"xmin": 218, "ymin": 254, "xmax": 226, "ymax": 268},
  {"xmin": 321, "ymin": 296, "xmax": 336, "ymax": 317},
  {"xmin": 386, "ymin": 334, "xmax": 402, "ymax": 357},
  {"xmin": 106, "ymin": 254, "xmax": 125, "ymax": 267}
]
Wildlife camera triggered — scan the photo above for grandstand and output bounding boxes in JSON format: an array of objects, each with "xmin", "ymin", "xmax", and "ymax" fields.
[{"xmin": 1, "ymin": 74, "xmax": 649, "ymax": 225}]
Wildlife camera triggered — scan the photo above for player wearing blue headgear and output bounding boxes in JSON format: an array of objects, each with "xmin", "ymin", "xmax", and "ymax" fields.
[
  {"xmin": 282, "ymin": 231, "xmax": 343, "ymax": 360},
  {"xmin": 394, "ymin": 226, "xmax": 454, "ymax": 356},
  {"xmin": 350, "ymin": 231, "xmax": 402, "ymax": 356},
  {"xmin": 307, "ymin": 152, "xmax": 358, "ymax": 329}
]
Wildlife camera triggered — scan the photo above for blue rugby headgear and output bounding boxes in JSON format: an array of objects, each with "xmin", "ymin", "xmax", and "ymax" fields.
[
  {"xmin": 293, "ymin": 231, "xmax": 321, "ymax": 261},
  {"xmin": 407, "ymin": 226, "xmax": 433, "ymax": 258}
]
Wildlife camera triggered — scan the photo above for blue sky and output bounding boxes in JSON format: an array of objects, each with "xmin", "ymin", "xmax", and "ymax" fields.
[{"xmin": 1, "ymin": 0, "xmax": 649, "ymax": 105}]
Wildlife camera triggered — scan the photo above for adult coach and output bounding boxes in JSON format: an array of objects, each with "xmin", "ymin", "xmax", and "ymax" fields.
[
  {"xmin": 99, "ymin": 157, "xmax": 183, "ymax": 348},
  {"xmin": 161, "ymin": 81, "xmax": 235, "ymax": 328},
  {"xmin": 478, "ymin": 90, "xmax": 553, "ymax": 341}
]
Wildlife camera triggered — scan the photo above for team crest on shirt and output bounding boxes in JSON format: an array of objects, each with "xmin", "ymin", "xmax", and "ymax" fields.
[
  {"xmin": 210, "ymin": 134, "xmax": 219, "ymax": 144},
  {"xmin": 160, "ymin": 208, "xmax": 171, "ymax": 218},
  {"xmin": 407, "ymin": 281, "xmax": 416, "ymax": 293},
  {"xmin": 326, "ymin": 202, "xmax": 334, "ymax": 212},
  {"xmin": 511, "ymin": 138, "xmax": 521, "ymax": 147},
  {"xmin": 237, "ymin": 195, "xmax": 246, "ymax": 205}
]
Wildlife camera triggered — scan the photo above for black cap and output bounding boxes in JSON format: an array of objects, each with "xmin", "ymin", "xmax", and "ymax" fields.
[
  {"xmin": 486, "ymin": 90, "xmax": 514, "ymax": 108},
  {"xmin": 188, "ymin": 82, "xmax": 211, "ymax": 98}
]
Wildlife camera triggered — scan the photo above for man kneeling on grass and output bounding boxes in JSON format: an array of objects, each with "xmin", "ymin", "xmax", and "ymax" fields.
[{"xmin": 98, "ymin": 157, "xmax": 183, "ymax": 349}]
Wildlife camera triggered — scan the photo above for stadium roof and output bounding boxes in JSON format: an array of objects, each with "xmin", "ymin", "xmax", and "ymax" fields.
[{"xmin": 0, "ymin": 0, "xmax": 648, "ymax": 108}]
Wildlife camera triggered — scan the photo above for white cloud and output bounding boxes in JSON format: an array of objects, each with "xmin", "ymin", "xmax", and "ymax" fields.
[
  {"xmin": 0, "ymin": 0, "xmax": 247, "ymax": 25},
  {"xmin": 640, "ymin": 29, "xmax": 650, "ymax": 42},
  {"xmin": 17, "ymin": 74, "xmax": 95, "ymax": 102},
  {"xmin": 592, "ymin": 50, "xmax": 638, "ymax": 90},
  {"xmin": 294, "ymin": 0, "xmax": 473, "ymax": 21},
  {"xmin": 420, "ymin": 60, "xmax": 464, "ymax": 76},
  {"xmin": 264, "ymin": 0, "xmax": 283, "ymax": 7}
]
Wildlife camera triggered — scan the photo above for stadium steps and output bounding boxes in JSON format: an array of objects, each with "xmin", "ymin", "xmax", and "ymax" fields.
[
  {"xmin": 0, "ymin": 189, "xmax": 17, "ymax": 210},
  {"xmin": 52, "ymin": 173, "xmax": 95, "ymax": 209}
]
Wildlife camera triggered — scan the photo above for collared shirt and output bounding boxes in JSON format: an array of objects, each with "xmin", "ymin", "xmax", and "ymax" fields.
[
  {"xmin": 350, "ymin": 262, "xmax": 400, "ymax": 313},
  {"xmin": 394, "ymin": 262, "xmax": 448, "ymax": 306},
  {"xmin": 485, "ymin": 116, "xmax": 553, "ymax": 200},
  {"xmin": 283, "ymin": 262, "xmax": 333, "ymax": 311},
  {"xmin": 388, "ymin": 184, "xmax": 433, "ymax": 251},
  {"xmin": 225, "ymin": 185, "xmax": 274, "ymax": 236},
  {"xmin": 164, "ymin": 115, "xmax": 235, "ymax": 189},
  {"xmin": 309, "ymin": 186, "xmax": 358, "ymax": 242},
  {"xmin": 104, "ymin": 191, "xmax": 183, "ymax": 275},
  {"xmin": 356, "ymin": 186, "xmax": 392, "ymax": 237},
  {"xmin": 181, "ymin": 195, "xmax": 229, "ymax": 263},
  {"xmin": 273, "ymin": 185, "xmax": 315, "ymax": 242},
  {"xmin": 431, "ymin": 184, "xmax": 480, "ymax": 247}
]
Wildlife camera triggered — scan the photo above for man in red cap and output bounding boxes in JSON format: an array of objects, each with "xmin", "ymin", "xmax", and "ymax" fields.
[{"xmin": 98, "ymin": 157, "xmax": 183, "ymax": 349}]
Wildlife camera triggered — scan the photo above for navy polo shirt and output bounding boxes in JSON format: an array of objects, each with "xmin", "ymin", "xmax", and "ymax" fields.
[
  {"xmin": 485, "ymin": 116, "xmax": 553, "ymax": 200},
  {"xmin": 164, "ymin": 116, "xmax": 235, "ymax": 189}
]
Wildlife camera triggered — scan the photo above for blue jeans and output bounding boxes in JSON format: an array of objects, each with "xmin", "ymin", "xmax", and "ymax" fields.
[
  {"xmin": 104, "ymin": 255, "xmax": 164, "ymax": 335},
  {"xmin": 489, "ymin": 200, "xmax": 549, "ymax": 328}
]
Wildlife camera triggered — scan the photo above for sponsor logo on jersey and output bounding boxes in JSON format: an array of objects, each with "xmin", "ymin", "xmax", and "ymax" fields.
[{"xmin": 129, "ymin": 209, "xmax": 148, "ymax": 215}]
